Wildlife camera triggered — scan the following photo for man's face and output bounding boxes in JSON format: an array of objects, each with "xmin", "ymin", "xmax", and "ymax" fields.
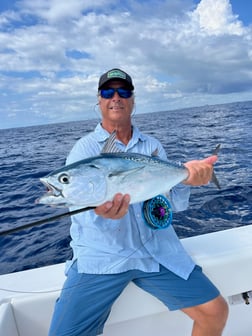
[{"xmin": 98, "ymin": 80, "xmax": 134, "ymax": 124}]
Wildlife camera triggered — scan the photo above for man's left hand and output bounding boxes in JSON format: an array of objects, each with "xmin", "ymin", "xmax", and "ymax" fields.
[{"xmin": 183, "ymin": 155, "xmax": 218, "ymax": 186}]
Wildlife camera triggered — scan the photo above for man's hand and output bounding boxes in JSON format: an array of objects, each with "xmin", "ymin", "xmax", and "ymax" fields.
[
  {"xmin": 95, "ymin": 193, "xmax": 131, "ymax": 219},
  {"xmin": 183, "ymin": 155, "xmax": 218, "ymax": 186}
]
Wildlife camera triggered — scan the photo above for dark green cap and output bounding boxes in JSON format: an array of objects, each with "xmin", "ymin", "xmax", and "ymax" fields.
[{"xmin": 98, "ymin": 68, "xmax": 134, "ymax": 90}]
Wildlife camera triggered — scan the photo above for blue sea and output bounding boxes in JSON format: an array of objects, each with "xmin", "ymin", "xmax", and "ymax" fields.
[{"xmin": 0, "ymin": 101, "xmax": 251, "ymax": 275}]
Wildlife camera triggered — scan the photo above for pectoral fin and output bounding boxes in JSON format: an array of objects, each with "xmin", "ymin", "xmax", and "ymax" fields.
[{"xmin": 108, "ymin": 166, "xmax": 144, "ymax": 180}]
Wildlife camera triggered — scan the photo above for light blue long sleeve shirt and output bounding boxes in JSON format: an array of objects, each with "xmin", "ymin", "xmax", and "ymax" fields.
[{"xmin": 65, "ymin": 123, "xmax": 195, "ymax": 280}]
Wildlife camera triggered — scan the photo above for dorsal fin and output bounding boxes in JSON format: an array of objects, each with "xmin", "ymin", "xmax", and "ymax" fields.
[{"xmin": 101, "ymin": 130, "xmax": 122, "ymax": 153}]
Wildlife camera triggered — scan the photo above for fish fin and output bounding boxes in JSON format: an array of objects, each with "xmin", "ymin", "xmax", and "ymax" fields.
[
  {"xmin": 151, "ymin": 148, "xmax": 159, "ymax": 157},
  {"xmin": 108, "ymin": 167, "xmax": 144, "ymax": 179},
  {"xmin": 212, "ymin": 144, "xmax": 221, "ymax": 155},
  {"xmin": 101, "ymin": 130, "xmax": 122, "ymax": 153},
  {"xmin": 212, "ymin": 171, "xmax": 221, "ymax": 189},
  {"xmin": 211, "ymin": 144, "xmax": 221, "ymax": 189}
]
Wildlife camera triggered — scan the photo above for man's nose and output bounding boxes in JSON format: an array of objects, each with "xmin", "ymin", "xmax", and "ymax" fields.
[{"xmin": 112, "ymin": 91, "xmax": 121, "ymax": 100}]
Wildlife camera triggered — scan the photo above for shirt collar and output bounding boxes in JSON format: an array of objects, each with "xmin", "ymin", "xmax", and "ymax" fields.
[
  {"xmin": 94, "ymin": 123, "xmax": 110, "ymax": 142},
  {"xmin": 94, "ymin": 123, "xmax": 147, "ymax": 147}
]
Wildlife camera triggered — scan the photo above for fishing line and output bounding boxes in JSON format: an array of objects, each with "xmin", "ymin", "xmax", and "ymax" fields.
[
  {"xmin": 0, "ymin": 197, "xmax": 172, "ymax": 295},
  {"xmin": 0, "ymin": 197, "xmax": 172, "ymax": 294},
  {"xmin": 0, "ymin": 223, "xmax": 160, "ymax": 294},
  {"xmin": 0, "ymin": 207, "xmax": 95, "ymax": 236}
]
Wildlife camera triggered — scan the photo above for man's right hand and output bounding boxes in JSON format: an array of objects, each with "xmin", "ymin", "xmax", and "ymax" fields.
[{"xmin": 95, "ymin": 193, "xmax": 130, "ymax": 219}]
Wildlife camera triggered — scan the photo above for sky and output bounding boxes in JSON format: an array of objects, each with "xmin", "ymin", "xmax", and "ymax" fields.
[{"xmin": 0, "ymin": 0, "xmax": 251, "ymax": 129}]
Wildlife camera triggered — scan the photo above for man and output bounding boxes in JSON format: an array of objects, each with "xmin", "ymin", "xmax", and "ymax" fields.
[{"xmin": 49, "ymin": 68, "xmax": 228, "ymax": 336}]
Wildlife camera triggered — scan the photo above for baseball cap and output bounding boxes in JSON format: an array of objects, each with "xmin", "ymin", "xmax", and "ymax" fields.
[{"xmin": 98, "ymin": 68, "xmax": 134, "ymax": 90}]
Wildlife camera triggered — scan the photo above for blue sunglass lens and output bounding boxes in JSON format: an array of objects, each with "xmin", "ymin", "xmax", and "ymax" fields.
[
  {"xmin": 117, "ymin": 88, "xmax": 132, "ymax": 98},
  {"xmin": 100, "ymin": 88, "xmax": 132, "ymax": 99},
  {"xmin": 101, "ymin": 88, "xmax": 114, "ymax": 98}
]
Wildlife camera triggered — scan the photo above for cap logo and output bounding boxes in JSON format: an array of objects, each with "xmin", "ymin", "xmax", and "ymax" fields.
[{"xmin": 107, "ymin": 69, "xmax": 126, "ymax": 80}]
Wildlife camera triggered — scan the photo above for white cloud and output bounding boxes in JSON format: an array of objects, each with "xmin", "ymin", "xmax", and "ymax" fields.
[
  {"xmin": 0, "ymin": 0, "xmax": 251, "ymax": 128},
  {"xmin": 191, "ymin": 0, "xmax": 244, "ymax": 35},
  {"xmin": 16, "ymin": 0, "xmax": 109, "ymax": 22}
]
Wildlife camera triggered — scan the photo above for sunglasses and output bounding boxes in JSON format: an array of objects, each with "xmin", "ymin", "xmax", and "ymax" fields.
[{"xmin": 99, "ymin": 87, "xmax": 133, "ymax": 99}]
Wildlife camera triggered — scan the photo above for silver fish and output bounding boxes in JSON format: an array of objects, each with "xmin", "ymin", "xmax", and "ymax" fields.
[{"xmin": 37, "ymin": 145, "xmax": 189, "ymax": 208}]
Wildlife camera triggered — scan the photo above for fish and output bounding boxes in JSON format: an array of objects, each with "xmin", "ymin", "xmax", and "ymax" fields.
[
  {"xmin": 37, "ymin": 153, "xmax": 189, "ymax": 207},
  {"xmin": 37, "ymin": 132, "xmax": 190, "ymax": 207},
  {"xmin": 37, "ymin": 132, "xmax": 220, "ymax": 208}
]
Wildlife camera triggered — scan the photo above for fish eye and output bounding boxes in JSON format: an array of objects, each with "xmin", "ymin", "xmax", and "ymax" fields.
[{"xmin": 58, "ymin": 173, "xmax": 70, "ymax": 184}]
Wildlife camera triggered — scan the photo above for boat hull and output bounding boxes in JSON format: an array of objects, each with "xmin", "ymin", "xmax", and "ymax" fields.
[{"xmin": 1, "ymin": 225, "xmax": 252, "ymax": 335}]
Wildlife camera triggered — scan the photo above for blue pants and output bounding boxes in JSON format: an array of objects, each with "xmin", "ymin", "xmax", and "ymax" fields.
[{"xmin": 49, "ymin": 262, "xmax": 219, "ymax": 336}]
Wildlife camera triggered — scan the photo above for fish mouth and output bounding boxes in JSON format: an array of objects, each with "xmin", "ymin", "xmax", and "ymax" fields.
[{"xmin": 40, "ymin": 179, "xmax": 63, "ymax": 198}]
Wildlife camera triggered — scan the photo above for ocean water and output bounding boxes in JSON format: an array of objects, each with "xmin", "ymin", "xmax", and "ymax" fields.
[{"xmin": 0, "ymin": 101, "xmax": 251, "ymax": 275}]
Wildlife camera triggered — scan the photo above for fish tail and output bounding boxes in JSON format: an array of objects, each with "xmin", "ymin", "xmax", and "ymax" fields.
[
  {"xmin": 212, "ymin": 144, "xmax": 221, "ymax": 189},
  {"xmin": 212, "ymin": 171, "xmax": 221, "ymax": 189},
  {"xmin": 212, "ymin": 143, "xmax": 221, "ymax": 156}
]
